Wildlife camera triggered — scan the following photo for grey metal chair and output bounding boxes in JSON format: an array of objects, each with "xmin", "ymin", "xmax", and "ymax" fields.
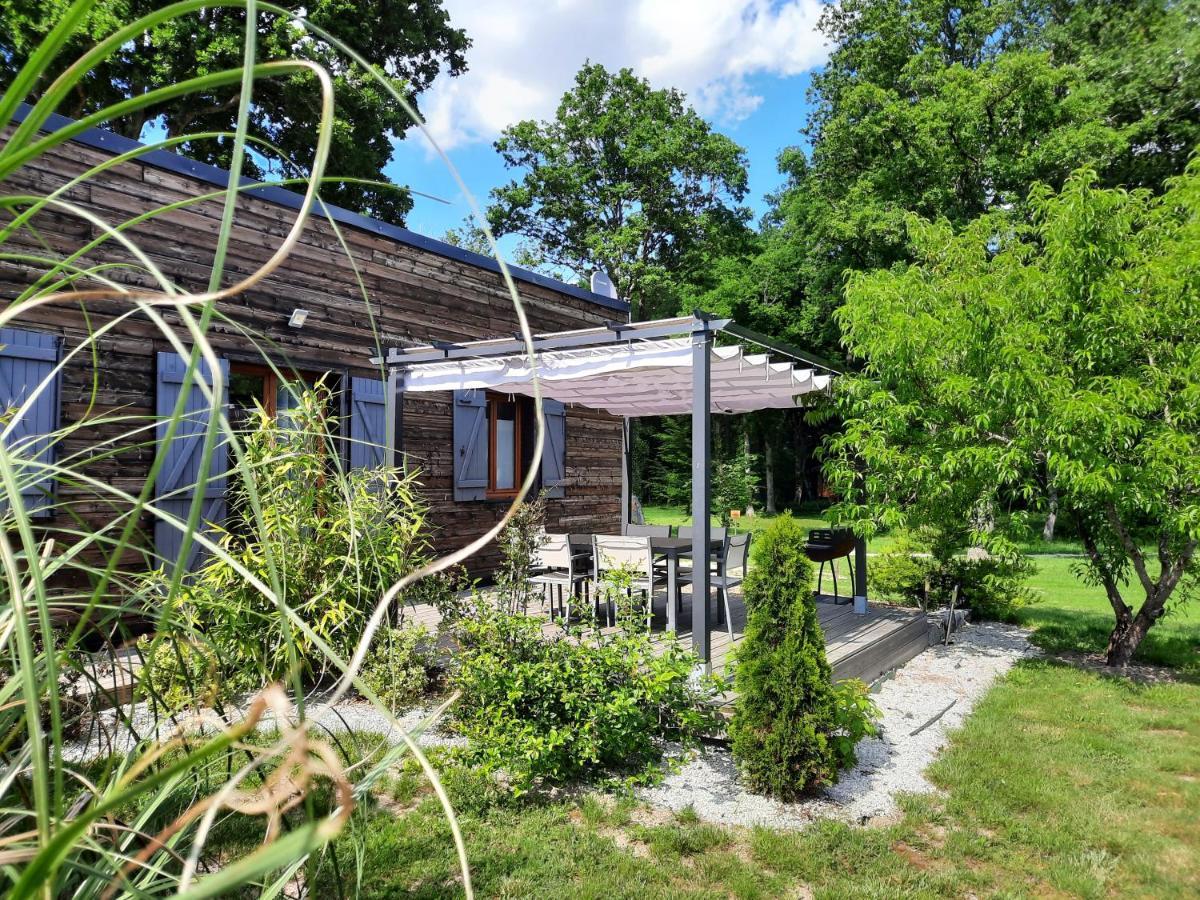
[
  {"xmin": 593, "ymin": 534, "xmax": 665, "ymax": 630},
  {"xmin": 529, "ymin": 533, "xmax": 589, "ymax": 621},
  {"xmin": 624, "ymin": 523, "xmax": 671, "ymax": 538},
  {"xmin": 673, "ymin": 525, "xmax": 728, "ymax": 575},
  {"xmin": 679, "ymin": 532, "xmax": 750, "ymax": 643}
]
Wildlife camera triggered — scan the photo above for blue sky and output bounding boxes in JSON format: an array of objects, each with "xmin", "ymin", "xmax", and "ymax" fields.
[
  {"xmin": 381, "ymin": 1, "xmax": 828, "ymax": 260},
  {"xmin": 391, "ymin": 70, "xmax": 817, "ymax": 245}
]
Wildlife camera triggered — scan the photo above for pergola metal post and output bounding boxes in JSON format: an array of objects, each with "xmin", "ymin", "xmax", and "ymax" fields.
[
  {"xmin": 853, "ymin": 536, "xmax": 869, "ymax": 614},
  {"xmin": 386, "ymin": 366, "xmax": 405, "ymax": 471},
  {"xmin": 690, "ymin": 317, "xmax": 712, "ymax": 667}
]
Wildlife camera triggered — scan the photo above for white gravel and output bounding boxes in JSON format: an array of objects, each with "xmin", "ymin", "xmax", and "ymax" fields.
[
  {"xmin": 63, "ymin": 692, "xmax": 462, "ymax": 764},
  {"xmin": 636, "ymin": 621, "xmax": 1038, "ymax": 829}
]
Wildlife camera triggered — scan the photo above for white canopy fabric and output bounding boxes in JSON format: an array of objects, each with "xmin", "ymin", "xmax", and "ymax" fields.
[{"xmin": 399, "ymin": 337, "xmax": 830, "ymax": 416}]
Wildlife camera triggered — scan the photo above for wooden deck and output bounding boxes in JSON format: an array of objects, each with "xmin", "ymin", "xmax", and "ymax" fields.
[{"xmin": 406, "ymin": 583, "xmax": 932, "ymax": 687}]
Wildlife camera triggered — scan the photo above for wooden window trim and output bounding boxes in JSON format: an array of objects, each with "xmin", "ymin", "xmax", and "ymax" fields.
[{"xmin": 486, "ymin": 392, "xmax": 523, "ymax": 499}]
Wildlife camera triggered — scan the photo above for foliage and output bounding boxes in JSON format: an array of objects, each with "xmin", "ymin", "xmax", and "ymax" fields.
[
  {"xmin": 870, "ymin": 528, "xmax": 1035, "ymax": 620},
  {"xmin": 175, "ymin": 383, "xmax": 434, "ymax": 693},
  {"xmin": 700, "ymin": 0, "xmax": 1199, "ymax": 369},
  {"xmin": 870, "ymin": 530, "xmax": 937, "ymax": 607},
  {"xmin": 494, "ymin": 493, "xmax": 547, "ymax": 615},
  {"xmin": 713, "ymin": 448, "xmax": 759, "ymax": 528},
  {"xmin": 824, "ymin": 165, "xmax": 1200, "ymax": 664},
  {"xmin": 0, "ymin": 6, "xmax": 472, "ymax": 894},
  {"xmin": 487, "ymin": 62, "xmax": 749, "ymax": 318},
  {"xmin": 730, "ymin": 515, "xmax": 878, "ymax": 798},
  {"xmin": 450, "ymin": 602, "xmax": 720, "ymax": 793},
  {"xmin": 359, "ymin": 624, "xmax": 436, "ymax": 710},
  {"xmin": 136, "ymin": 630, "xmax": 219, "ymax": 713},
  {"xmin": 0, "ymin": 0, "xmax": 469, "ymax": 224}
]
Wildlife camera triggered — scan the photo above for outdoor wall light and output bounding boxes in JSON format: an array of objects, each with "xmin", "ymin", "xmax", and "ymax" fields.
[{"xmin": 288, "ymin": 308, "xmax": 309, "ymax": 328}]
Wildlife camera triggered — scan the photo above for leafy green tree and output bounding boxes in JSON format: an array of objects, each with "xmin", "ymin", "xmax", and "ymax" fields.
[
  {"xmin": 486, "ymin": 62, "xmax": 750, "ymax": 318},
  {"xmin": 823, "ymin": 164, "xmax": 1200, "ymax": 667},
  {"xmin": 442, "ymin": 219, "xmax": 493, "ymax": 256},
  {"xmin": 1, "ymin": 0, "xmax": 469, "ymax": 224}
]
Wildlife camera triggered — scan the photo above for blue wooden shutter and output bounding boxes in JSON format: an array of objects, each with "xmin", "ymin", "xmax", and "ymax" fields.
[
  {"xmin": 349, "ymin": 376, "xmax": 387, "ymax": 469},
  {"xmin": 453, "ymin": 389, "xmax": 487, "ymax": 501},
  {"xmin": 154, "ymin": 352, "xmax": 229, "ymax": 571},
  {"xmin": 541, "ymin": 399, "xmax": 566, "ymax": 499},
  {"xmin": 0, "ymin": 327, "xmax": 61, "ymax": 517}
]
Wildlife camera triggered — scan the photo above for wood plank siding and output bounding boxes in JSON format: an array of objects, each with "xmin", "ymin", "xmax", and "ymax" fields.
[{"xmin": 0, "ymin": 118, "xmax": 626, "ymax": 578}]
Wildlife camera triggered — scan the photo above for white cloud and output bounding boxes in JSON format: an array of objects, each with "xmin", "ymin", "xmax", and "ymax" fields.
[{"xmin": 410, "ymin": 0, "xmax": 828, "ymax": 152}]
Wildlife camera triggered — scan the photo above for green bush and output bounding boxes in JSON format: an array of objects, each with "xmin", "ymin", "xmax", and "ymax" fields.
[
  {"xmin": 136, "ymin": 632, "xmax": 220, "ymax": 713},
  {"xmin": 494, "ymin": 492, "xmax": 547, "ymax": 614},
  {"xmin": 871, "ymin": 527, "xmax": 1035, "ymax": 620},
  {"xmin": 870, "ymin": 529, "xmax": 936, "ymax": 606},
  {"xmin": 450, "ymin": 604, "xmax": 720, "ymax": 793},
  {"xmin": 359, "ymin": 624, "xmax": 437, "ymax": 710},
  {"xmin": 712, "ymin": 448, "xmax": 759, "ymax": 528},
  {"xmin": 150, "ymin": 383, "xmax": 435, "ymax": 695},
  {"xmin": 730, "ymin": 514, "xmax": 879, "ymax": 799}
]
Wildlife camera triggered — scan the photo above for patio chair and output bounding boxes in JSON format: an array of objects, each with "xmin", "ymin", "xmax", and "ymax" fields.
[
  {"xmin": 679, "ymin": 532, "xmax": 750, "ymax": 643},
  {"xmin": 529, "ymin": 533, "xmax": 589, "ymax": 621},
  {"xmin": 592, "ymin": 535, "xmax": 665, "ymax": 631},
  {"xmin": 623, "ymin": 523, "xmax": 671, "ymax": 538},
  {"xmin": 673, "ymin": 525, "xmax": 728, "ymax": 575}
]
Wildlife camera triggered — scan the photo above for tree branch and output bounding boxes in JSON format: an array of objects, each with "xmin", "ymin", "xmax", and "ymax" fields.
[
  {"xmin": 1077, "ymin": 518, "xmax": 1131, "ymax": 619},
  {"xmin": 1105, "ymin": 504, "xmax": 1155, "ymax": 598}
]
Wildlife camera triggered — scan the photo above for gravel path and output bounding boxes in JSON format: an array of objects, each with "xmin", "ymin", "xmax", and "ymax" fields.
[
  {"xmin": 637, "ymin": 621, "xmax": 1037, "ymax": 829},
  {"xmin": 63, "ymin": 693, "xmax": 461, "ymax": 764}
]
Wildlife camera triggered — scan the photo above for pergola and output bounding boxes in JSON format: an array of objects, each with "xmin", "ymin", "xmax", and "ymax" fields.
[{"xmin": 376, "ymin": 312, "xmax": 867, "ymax": 667}]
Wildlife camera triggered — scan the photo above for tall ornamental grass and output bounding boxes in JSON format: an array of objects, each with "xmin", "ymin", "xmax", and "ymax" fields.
[{"xmin": 0, "ymin": 2, "xmax": 552, "ymax": 895}]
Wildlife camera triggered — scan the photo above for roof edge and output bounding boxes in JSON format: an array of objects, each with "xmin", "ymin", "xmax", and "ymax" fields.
[{"xmin": 10, "ymin": 103, "xmax": 629, "ymax": 314}]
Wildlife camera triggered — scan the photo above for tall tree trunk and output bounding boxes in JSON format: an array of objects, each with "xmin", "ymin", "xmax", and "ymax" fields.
[
  {"xmin": 764, "ymin": 432, "xmax": 777, "ymax": 515},
  {"xmin": 793, "ymin": 410, "xmax": 806, "ymax": 506},
  {"xmin": 743, "ymin": 430, "xmax": 755, "ymax": 518},
  {"xmin": 1042, "ymin": 482, "xmax": 1058, "ymax": 542}
]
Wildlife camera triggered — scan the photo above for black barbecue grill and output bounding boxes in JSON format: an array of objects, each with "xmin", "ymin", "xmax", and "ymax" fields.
[{"xmin": 804, "ymin": 528, "xmax": 857, "ymax": 604}]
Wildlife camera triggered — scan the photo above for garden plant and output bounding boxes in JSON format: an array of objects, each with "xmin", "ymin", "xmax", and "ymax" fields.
[{"xmin": 729, "ymin": 514, "xmax": 878, "ymax": 799}]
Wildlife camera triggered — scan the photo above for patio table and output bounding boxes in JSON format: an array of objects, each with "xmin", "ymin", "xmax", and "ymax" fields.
[{"xmin": 650, "ymin": 536, "xmax": 724, "ymax": 634}]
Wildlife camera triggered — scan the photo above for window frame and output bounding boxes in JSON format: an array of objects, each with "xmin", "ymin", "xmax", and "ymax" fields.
[
  {"xmin": 485, "ymin": 392, "xmax": 524, "ymax": 499},
  {"xmin": 228, "ymin": 360, "xmax": 279, "ymax": 420}
]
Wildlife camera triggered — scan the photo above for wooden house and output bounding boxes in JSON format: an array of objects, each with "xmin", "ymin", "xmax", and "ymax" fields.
[{"xmin": 1, "ymin": 107, "xmax": 628, "ymax": 578}]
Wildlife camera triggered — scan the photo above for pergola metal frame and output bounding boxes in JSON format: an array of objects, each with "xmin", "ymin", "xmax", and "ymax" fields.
[{"xmin": 376, "ymin": 312, "xmax": 866, "ymax": 668}]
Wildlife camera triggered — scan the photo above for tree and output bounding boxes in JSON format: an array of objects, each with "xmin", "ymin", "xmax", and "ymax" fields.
[
  {"xmin": 822, "ymin": 164, "xmax": 1200, "ymax": 667},
  {"xmin": 442, "ymin": 220, "xmax": 493, "ymax": 256},
  {"xmin": 486, "ymin": 62, "xmax": 750, "ymax": 318},
  {"xmin": 730, "ymin": 515, "xmax": 876, "ymax": 798},
  {"xmin": 1, "ymin": 0, "xmax": 469, "ymax": 225}
]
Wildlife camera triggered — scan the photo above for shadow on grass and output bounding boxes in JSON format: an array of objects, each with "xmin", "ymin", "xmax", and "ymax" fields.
[{"xmin": 1020, "ymin": 606, "xmax": 1200, "ymax": 680}]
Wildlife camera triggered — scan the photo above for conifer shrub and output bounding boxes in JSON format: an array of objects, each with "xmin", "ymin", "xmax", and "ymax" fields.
[{"xmin": 729, "ymin": 514, "xmax": 878, "ymax": 799}]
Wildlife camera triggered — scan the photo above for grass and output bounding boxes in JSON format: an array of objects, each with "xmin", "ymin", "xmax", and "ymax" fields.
[{"xmin": 299, "ymin": 661, "xmax": 1199, "ymax": 898}]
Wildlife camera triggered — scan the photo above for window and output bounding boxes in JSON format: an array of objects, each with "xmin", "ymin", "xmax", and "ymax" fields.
[
  {"xmin": 228, "ymin": 361, "xmax": 278, "ymax": 430},
  {"xmin": 227, "ymin": 361, "xmax": 328, "ymax": 431},
  {"xmin": 452, "ymin": 389, "xmax": 565, "ymax": 502},
  {"xmin": 487, "ymin": 393, "xmax": 525, "ymax": 497}
]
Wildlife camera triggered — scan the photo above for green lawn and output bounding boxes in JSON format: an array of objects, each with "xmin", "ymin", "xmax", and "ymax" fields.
[{"xmin": 302, "ymin": 662, "xmax": 1199, "ymax": 898}]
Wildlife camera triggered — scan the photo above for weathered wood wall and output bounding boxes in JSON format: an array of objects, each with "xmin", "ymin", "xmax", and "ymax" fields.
[{"xmin": 0, "ymin": 124, "xmax": 624, "ymax": 577}]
